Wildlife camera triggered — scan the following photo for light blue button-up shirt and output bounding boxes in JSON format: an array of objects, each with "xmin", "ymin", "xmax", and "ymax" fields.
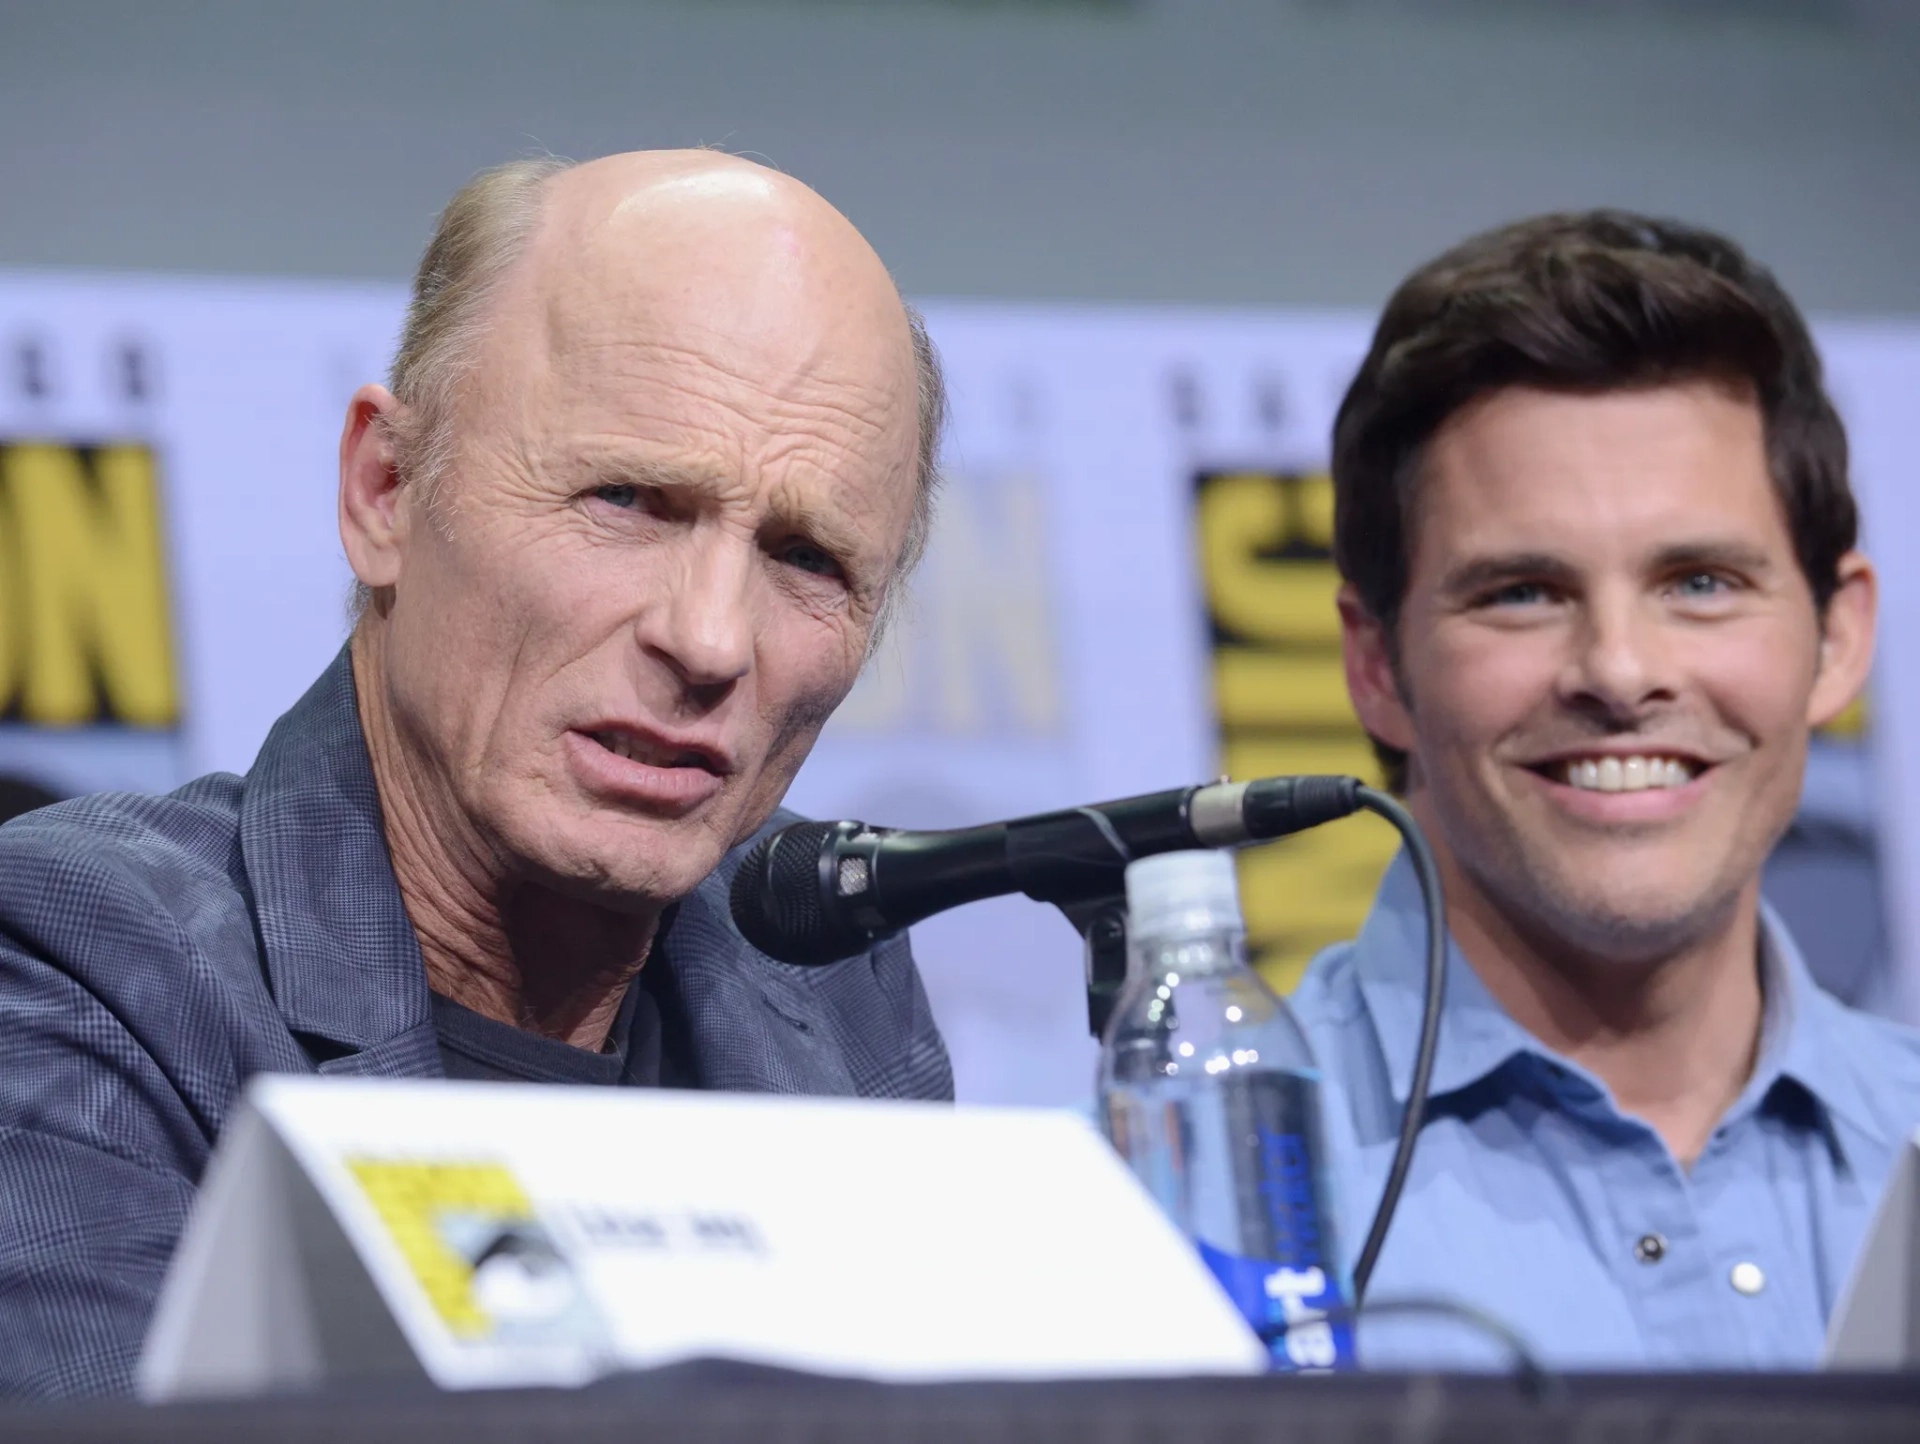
[{"xmin": 1291, "ymin": 853, "xmax": 1920, "ymax": 1370}]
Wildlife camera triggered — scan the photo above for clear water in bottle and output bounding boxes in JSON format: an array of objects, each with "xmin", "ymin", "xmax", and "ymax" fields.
[{"xmin": 1098, "ymin": 850, "xmax": 1355, "ymax": 1371}]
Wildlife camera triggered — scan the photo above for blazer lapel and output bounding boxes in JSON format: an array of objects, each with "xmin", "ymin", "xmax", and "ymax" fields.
[
  {"xmin": 239, "ymin": 647, "xmax": 441, "ymax": 1075},
  {"xmin": 661, "ymin": 860, "xmax": 860, "ymax": 1097}
]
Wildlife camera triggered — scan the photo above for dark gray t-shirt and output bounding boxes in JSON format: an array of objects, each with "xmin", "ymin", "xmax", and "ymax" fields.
[{"xmin": 431, "ymin": 975, "xmax": 664, "ymax": 1087}]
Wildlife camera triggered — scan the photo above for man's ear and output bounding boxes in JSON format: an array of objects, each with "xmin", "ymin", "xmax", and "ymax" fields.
[
  {"xmin": 1338, "ymin": 583, "xmax": 1418, "ymax": 753},
  {"xmin": 338, "ymin": 384, "xmax": 411, "ymax": 594},
  {"xmin": 1808, "ymin": 550, "xmax": 1877, "ymax": 729}
]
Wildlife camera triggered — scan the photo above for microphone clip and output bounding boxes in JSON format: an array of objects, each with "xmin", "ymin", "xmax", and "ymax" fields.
[
  {"xmin": 1058, "ymin": 892, "xmax": 1131, "ymax": 1040},
  {"xmin": 817, "ymin": 811, "xmax": 1138, "ymax": 1036}
]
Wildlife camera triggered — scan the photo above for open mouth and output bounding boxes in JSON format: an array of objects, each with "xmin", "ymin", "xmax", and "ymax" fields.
[
  {"xmin": 586, "ymin": 729, "xmax": 721, "ymax": 773},
  {"xmin": 1533, "ymin": 754, "xmax": 1705, "ymax": 794}
]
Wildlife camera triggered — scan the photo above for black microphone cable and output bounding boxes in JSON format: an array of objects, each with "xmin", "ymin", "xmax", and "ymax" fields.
[
  {"xmin": 1349, "ymin": 786, "xmax": 1446, "ymax": 1308},
  {"xmin": 1261, "ymin": 1296, "xmax": 1554, "ymax": 1401}
]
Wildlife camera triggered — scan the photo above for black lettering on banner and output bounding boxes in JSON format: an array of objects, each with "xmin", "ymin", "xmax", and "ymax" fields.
[
  {"xmin": 0, "ymin": 441, "xmax": 180, "ymax": 727},
  {"xmin": 1252, "ymin": 374, "xmax": 1288, "ymax": 436},
  {"xmin": 114, "ymin": 339, "xmax": 156, "ymax": 405},
  {"xmin": 1193, "ymin": 469, "xmax": 1393, "ymax": 988},
  {"xmin": 14, "ymin": 338, "xmax": 51, "ymax": 402},
  {"xmin": 1169, "ymin": 368, "xmax": 1205, "ymax": 433}
]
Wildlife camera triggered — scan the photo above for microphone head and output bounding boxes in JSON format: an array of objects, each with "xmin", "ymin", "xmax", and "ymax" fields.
[{"xmin": 729, "ymin": 820, "xmax": 878, "ymax": 966}]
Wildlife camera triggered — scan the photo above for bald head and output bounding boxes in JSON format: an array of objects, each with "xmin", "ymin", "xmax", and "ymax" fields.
[
  {"xmin": 523, "ymin": 152, "xmax": 911, "ymax": 394},
  {"xmin": 539, "ymin": 151, "xmax": 905, "ymax": 330}
]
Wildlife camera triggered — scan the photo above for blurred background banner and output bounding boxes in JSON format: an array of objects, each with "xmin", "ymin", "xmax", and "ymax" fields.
[{"xmin": 1, "ymin": 273, "xmax": 1915, "ymax": 1105}]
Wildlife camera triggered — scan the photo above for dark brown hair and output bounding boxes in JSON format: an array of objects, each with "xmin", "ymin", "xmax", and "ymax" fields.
[{"xmin": 1331, "ymin": 209, "xmax": 1855, "ymax": 792}]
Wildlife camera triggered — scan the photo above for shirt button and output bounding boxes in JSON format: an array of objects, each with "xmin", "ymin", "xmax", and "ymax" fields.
[
  {"xmin": 1633, "ymin": 1233, "xmax": 1667, "ymax": 1264},
  {"xmin": 1730, "ymin": 1261, "xmax": 1766, "ymax": 1296}
]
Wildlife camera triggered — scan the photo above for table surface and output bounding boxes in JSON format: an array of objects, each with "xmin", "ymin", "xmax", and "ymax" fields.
[{"xmin": 5, "ymin": 1363, "xmax": 1920, "ymax": 1444}]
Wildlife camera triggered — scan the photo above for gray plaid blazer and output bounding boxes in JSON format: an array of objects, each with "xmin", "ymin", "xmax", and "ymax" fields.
[{"xmin": 0, "ymin": 649, "xmax": 952, "ymax": 1398}]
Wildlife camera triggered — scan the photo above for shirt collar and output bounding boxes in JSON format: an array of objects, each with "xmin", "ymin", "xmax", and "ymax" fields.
[
  {"xmin": 1352, "ymin": 852, "xmax": 1537, "ymax": 1104},
  {"xmin": 1351, "ymin": 851, "xmax": 1887, "ymax": 1146},
  {"xmin": 1748, "ymin": 904, "xmax": 1887, "ymax": 1146}
]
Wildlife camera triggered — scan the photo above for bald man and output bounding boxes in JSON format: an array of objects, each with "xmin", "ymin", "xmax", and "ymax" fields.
[{"xmin": 0, "ymin": 153, "xmax": 953, "ymax": 1398}]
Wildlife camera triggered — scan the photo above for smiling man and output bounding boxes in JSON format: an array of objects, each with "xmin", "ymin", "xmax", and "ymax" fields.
[
  {"xmin": 1296, "ymin": 211, "xmax": 1920, "ymax": 1369},
  {"xmin": 0, "ymin": 151, "xmax": 951, "ymax": 1397}
]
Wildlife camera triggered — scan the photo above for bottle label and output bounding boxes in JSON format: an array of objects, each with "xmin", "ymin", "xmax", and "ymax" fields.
[
  {"xmin": 1197, "ymin": 1242, "xmax": 1354, "ymax": 1371},
  {"xmin": 1200, "ymin": 1072, "xmax": 1356, "ymax": 1372}
]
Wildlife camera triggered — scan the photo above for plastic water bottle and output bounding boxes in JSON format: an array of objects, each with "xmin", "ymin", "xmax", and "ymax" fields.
[{"xmin": 1098, "ymin": 850, "xmax": 1355, "ymax": 1371}]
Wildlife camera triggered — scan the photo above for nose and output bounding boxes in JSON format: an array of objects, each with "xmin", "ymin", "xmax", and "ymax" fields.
[
  {"xmin": 1561, "ymin": 584, "xmax": 1678, "ymax": 722},
  {"xmin": 644, "ymin": 531, "xmax": 757, "ymax": 701}
]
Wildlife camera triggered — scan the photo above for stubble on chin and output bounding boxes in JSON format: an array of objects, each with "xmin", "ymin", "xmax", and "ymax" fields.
[{"xmin": 1466, "ymin": 823, "xmax": 1748, "ymax": 973}]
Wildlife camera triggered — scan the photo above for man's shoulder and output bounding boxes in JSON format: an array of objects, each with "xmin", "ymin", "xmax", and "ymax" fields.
[
  {"xmin": 0, "ymin": 774, "xmax": 246, "ymax": 888},
  {"xmin": 1819, "ymin": 992, "xmax": 1920, "ymax": 1059},
  {"xmin": 1807, "ymin": 986, "xmax": 1920, "ymax": 1121},
  {"xmin": 0, "ymin": 773, "xmax": 253, "ymax": 973}
]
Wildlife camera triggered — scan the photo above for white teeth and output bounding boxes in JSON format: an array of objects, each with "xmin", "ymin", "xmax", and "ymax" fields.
[{"xmin": 1559, "ymin": 755, "xmax": 1696, "ymax": 793}]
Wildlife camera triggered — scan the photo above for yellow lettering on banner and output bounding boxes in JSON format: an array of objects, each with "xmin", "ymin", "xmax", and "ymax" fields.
[
  {"xmin": 1292, "ymin": 471, "xmax": 1335, "ymax": 550},
  {"xmin": 1214, "ymin": 648, "xmax": 1356, "ymax": 730},
  {"xmin": 0, "ymin": 489, "xmax": 15, "ymax": 703},
  {"xmin": 348, "ymin": 1159, "xmax": 536, "ymax": 1338},
  {"xmin": 4, "ymin": 443, "xmax": 179, "ymax": 726},
  {"xmin": 1821, "ymin": 694, "xmax": 1868, "ymax": 739},
  {"xmin": 1196, "ymin": 468, "xmax": 1391, "ymax": 989},
  {"xmin": 1201, "ymin": 477, "xmax": 1345, "ymax": 646}
]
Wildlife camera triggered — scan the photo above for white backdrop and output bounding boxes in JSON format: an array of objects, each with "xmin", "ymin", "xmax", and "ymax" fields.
[{"xmin": 3, "ymin": 272, "xmax": 1917, "ymax": 1105}]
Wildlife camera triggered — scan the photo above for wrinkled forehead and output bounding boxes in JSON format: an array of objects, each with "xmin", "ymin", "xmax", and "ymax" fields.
[{"xmin": 483, "ymin": 170, "xmax": 920, "ymax": 474}]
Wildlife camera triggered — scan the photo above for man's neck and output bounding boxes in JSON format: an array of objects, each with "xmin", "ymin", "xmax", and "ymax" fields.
[
  {"xmin": 1421, "ymin": 810, "xmax": 1765, "ymax": 1168},
  {"xmin": 351, "ymin": 627, "xmax": 660, "ymax": 1051}
]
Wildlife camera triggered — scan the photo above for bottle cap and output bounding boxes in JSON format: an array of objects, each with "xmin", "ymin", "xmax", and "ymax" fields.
[{"xmin": 1125, "ymin": 850, "xmax": 1243, "ymax": 938}]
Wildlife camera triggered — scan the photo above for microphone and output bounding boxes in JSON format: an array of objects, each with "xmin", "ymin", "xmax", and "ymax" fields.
[{"xmin": 729, "ymin": 775, "xmax": 1363, "ymax": 966}]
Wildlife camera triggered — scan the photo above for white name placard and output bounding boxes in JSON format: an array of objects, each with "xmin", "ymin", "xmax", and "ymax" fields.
[{"xmin": 138, "ymin": 1078, "xmax": 1265, "ymax": 1398}]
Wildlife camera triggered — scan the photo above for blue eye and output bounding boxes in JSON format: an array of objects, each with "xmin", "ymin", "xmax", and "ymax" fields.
[
  {"xmin": 780, "ymin": 542, "xmax": 843, "ymax": 579},
  {"xmin": 593, "ymin": 484, "xmax": 639, "ymax": 509},
  {"xmin": 1486, "ymin": 581, "xmax": 1550, "ymax": 607},
  {"xmin": 1675, "ymin": 572, "xmax": 1730, "ymax": 598}
]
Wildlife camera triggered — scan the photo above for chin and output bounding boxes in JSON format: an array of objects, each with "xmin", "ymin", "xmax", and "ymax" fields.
[
  {"xmin": 1516, "ymin": 868, "xmax": 1740, "ymax": 966},
  {"xmin": 514, "ymin": 809, "xmax": 732, "ymax": 907}
]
